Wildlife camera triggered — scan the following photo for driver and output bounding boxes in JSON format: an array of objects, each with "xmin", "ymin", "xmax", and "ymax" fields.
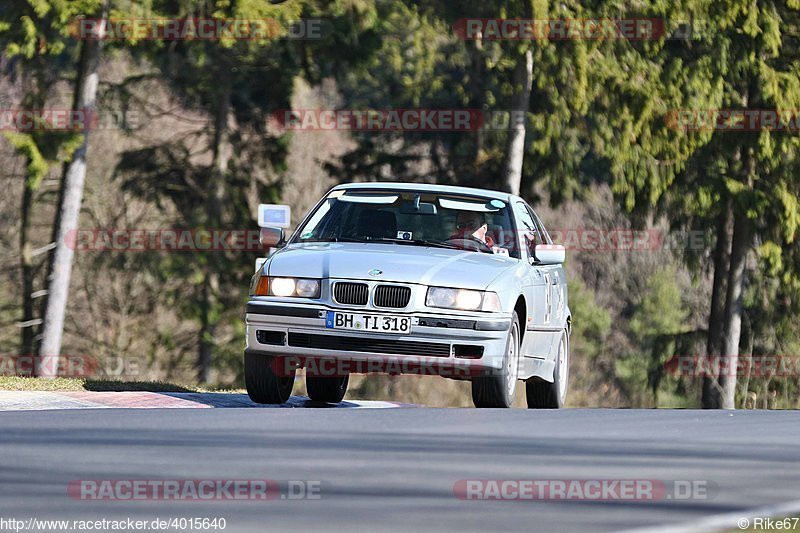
[{"xmin": 450, "ymin": 211, "xmax": 495, "ymax": 248}]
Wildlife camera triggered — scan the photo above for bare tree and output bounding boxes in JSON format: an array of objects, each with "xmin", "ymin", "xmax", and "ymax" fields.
[
  {"xmin": 38, "ymin": 6, "xmax": 107, "ymax": 376},
  {"xmin": 501, "ymin": 49, "xmax": 532, "ymax": 195}
]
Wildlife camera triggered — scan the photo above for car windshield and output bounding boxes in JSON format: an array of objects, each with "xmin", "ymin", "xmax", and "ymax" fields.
[{"xmin": 291, "ymin": 190, "xmax": 519, "ymax": 257}]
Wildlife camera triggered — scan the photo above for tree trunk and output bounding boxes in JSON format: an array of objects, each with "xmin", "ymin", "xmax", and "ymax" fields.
[
  {"xmin": 197, "ymin": 72, "xmax": 233, "ymax": 383},
  {"xmin": 466, "ymin": 39, "xmax": 486, "ymax": 164},
  {"xmin": 19, "ymin": 180, "xmax": 38, "ymax": 359},
  {"xmin": 38, "ymin": 10, "xmax": 106, "ymax": 376},
  {"xmin": 197, "ymin": 275, "xmax": 216, "ymax": 384},
  {"xmin": 718, "ymin": 207, "xmax": 751, "ymax": 409},
  {"xmin": 702, "ymin": 198, "xmax": 732, "ymax": 408},
  {"xmin": 501, "ymin": 48, "xmax": 532, "ymax": 195}
]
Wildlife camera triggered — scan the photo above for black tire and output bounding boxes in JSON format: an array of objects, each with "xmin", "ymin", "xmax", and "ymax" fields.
[
  {"xmin": 472, "ymin": 311, "xmax": 521, "ymax": 408},
  {"xmin": 306, "ymin": 374, "xmax": 350, "ymax": 403},
  {"xmin": 245, "ymin": 351, "xmax": 295, "ymax": 404},
  {"xmin": 526, "ymin": 329, "xmax": 569, "ymax": 409}
]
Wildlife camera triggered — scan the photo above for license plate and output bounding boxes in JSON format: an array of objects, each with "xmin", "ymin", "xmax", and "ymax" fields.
[{"xmin": 325, "ymin": 311, "xmax": 412, "ymax": 334}]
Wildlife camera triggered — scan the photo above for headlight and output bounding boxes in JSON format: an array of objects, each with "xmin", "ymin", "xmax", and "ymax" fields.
[
  {"xmin": 295, "ymin": 279, "xmax": 321, "ymax": 298},
  {"xmin": 251, "ymin": 276, "xmax": 321, "ymax": 298},
  {"xmin": 271, "ymin": 278, "xmax": 296, "ymax": 297},
  {"xmin": 425, "ymin": 287, "xmax": 502, "ymax": 312}
]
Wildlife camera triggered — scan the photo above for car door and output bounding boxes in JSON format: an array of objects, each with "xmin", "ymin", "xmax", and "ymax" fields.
[
  {"xmin": 528, "ymin": 205, "xmax": 567, "ymax": 329},
  {"xmin": 512, "ymin": 202, "xmax": 549, "ymax": 333}
]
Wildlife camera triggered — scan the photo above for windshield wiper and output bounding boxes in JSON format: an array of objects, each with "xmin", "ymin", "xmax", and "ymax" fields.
[
  {"xmin": 328, "ymin": 236, "xmax": 367, "ymax": 243},
  {"xmin": 326, "ymin": 236, "xmax": 466, "ymax": 251},
  {"xmin": 412, "ymin": 239, "xmax": 463, "ymax": 250},
  {"xmin": 361, "ymin": 237, "xmax": 463, "ymax": 250}
]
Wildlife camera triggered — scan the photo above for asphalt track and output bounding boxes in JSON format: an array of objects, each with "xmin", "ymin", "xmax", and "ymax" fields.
[{"xmin": 2, "ymin": 393, "xmax": 800, "ymax": 533}]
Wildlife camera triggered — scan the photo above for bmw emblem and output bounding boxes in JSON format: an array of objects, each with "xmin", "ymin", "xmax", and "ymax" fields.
[{"xmin": 368, "ymin": 269, "xmax": 383, "ymax": 277}]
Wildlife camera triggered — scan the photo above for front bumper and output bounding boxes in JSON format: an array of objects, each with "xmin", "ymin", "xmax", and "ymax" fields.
[{"xmin": 245, "ymin": 300, "xmax": 512, "ymax": 377}]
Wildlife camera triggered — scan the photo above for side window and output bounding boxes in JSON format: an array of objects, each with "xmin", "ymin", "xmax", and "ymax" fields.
[
  {"xmin": 513, "ymin": 202, "xmax": 538, "ymax": 259},
  {"xmin": 528, "ymin": 206, "xmax": 552, "ymax": 245}
]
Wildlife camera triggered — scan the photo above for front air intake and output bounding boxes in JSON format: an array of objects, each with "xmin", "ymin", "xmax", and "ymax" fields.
[
  {"xmin": 333, "ymin": 282, "xmax": 369, "ymax": 305},
  {"xmin": 374, "ymin": 285, "xmax": 411, "ymax": 308}
]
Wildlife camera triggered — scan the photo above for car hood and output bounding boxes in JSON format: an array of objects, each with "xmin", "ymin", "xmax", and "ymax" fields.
[{"xmin": 266, "ymin": 242, "xmax": 517, "ymax": 290}]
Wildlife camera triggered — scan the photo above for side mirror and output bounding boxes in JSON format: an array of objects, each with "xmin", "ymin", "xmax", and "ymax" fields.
[
  {"xmin": 259, "ymin": 227, "xmax": 285, "ymax": 249},
  {"xmin": 533, "ymin": 244, "xmax": 565, "ymax": 265}
]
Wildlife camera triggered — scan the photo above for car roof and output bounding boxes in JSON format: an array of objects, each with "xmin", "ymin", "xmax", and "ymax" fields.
[{"xmin": 331, "ymin": 182, "xmax": 514, "ymax": 202}]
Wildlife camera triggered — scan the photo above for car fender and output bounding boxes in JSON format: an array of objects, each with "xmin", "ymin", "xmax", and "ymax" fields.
[{"xmin": 485, "ymin": 261, "xmax": 530, "ymax": 310}]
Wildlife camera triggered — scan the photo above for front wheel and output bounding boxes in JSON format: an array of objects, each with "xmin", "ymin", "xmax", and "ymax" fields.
[
  {"xmin": 306, "ymin": 374, "xmax": 349, "ymax": 403},
  {"xmin": 245, "ymin": 352, "xmax": 295, "ymax": 404},
  {"xmin": 526, "ymin": 329, "xmax": 569, "ymax": 408},
  {"xmin": 472, "ymin": 311, "xmax": 521, "ymax": 408}
]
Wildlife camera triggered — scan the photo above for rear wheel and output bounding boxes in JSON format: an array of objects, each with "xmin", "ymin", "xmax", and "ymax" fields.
[
  {"xmin": 472, "ymin": 311, "xmax": 520, "ymax": 408},
  {"xmin": 526, "ymin": 329, "xmax": 569, "ymax": 409},
  {"xmin": 245, "ymin": 352, "xmax": 295, "ymax": 404},
  {"xmin": 306, "ymin": 374, "xmax": 350, "ymax": 403}
]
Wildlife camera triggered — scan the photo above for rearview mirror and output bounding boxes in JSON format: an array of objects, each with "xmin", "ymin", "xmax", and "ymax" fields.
[
  {"xmin": 260, "ymin": 227, "xmax": 285, "ymax": 249},
  {"xmin": 400, "ymin": 195, "xmax": 437, "ymax": 215},
  {"xmin": 533, "ymin": 244, "xmax": 566, "ymax": 265}
]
